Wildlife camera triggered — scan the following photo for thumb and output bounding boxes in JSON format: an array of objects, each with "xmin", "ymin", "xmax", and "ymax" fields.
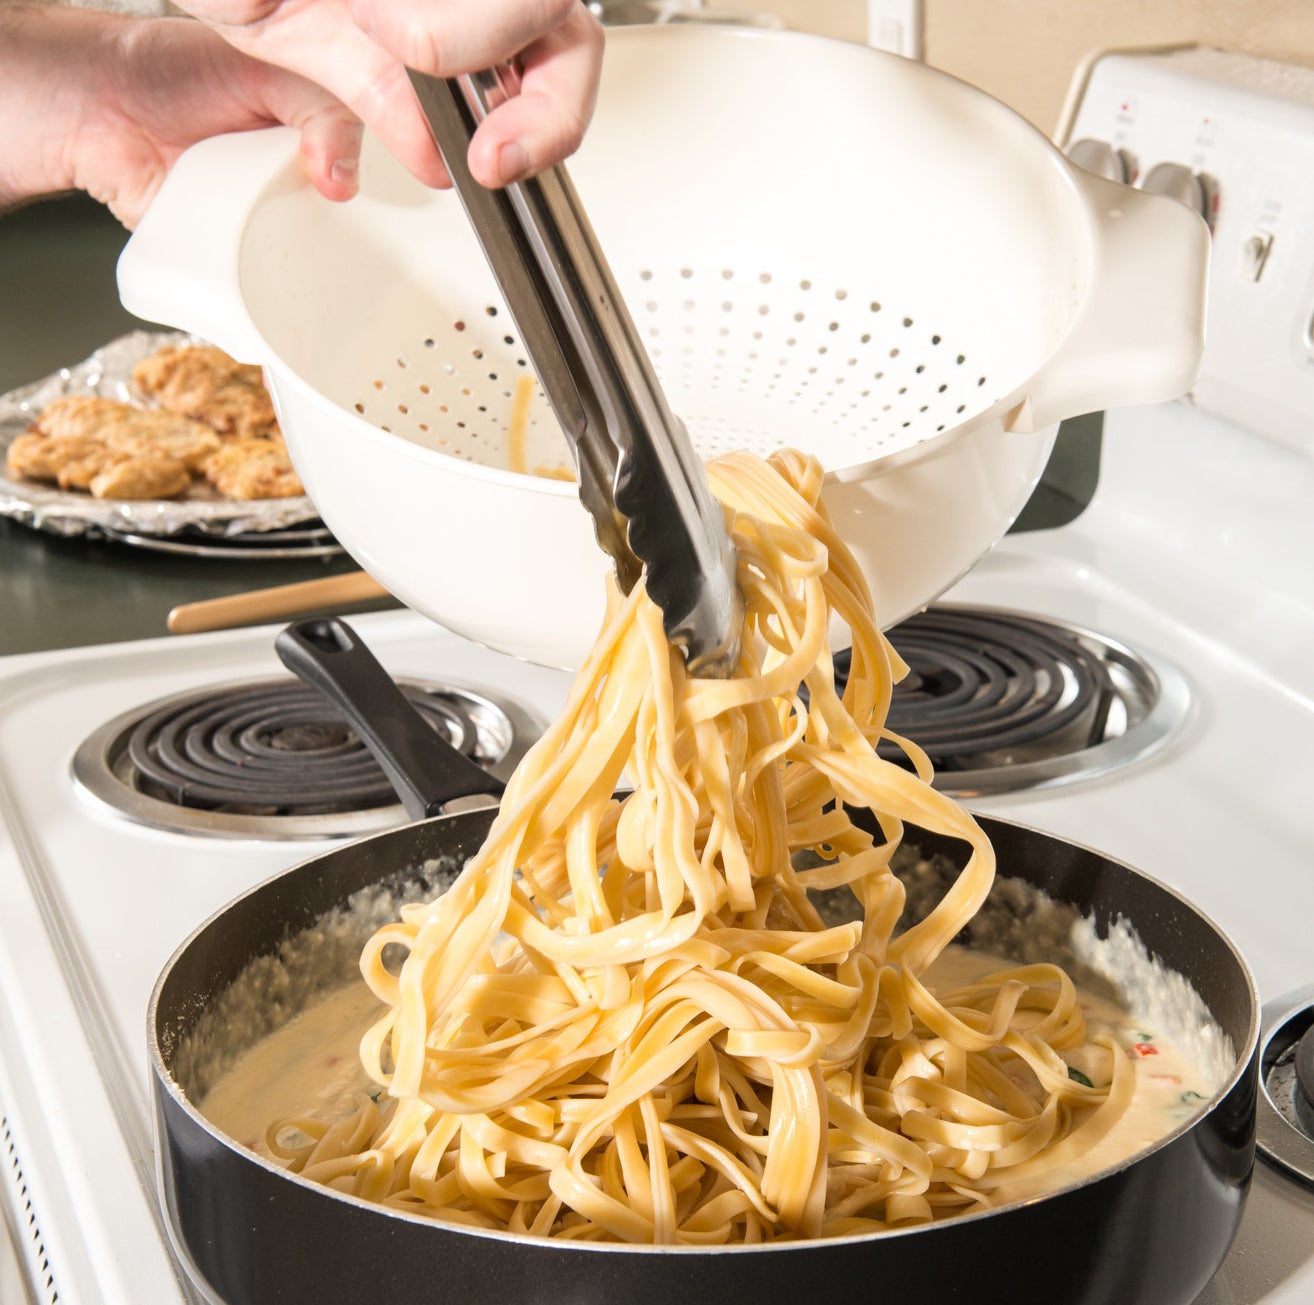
[
  {"xmin": 245, "ymin": 60, "xmax": 366, "ymax": 202},
  {"xmin": 296, "ymin": 102, "xmax": 366, "ymax": 200}
]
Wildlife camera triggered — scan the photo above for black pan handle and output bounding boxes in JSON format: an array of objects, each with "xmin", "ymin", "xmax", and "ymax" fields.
[{"xmin": 275, "ymin": 617, "xmax": 503, "ymax": 822}]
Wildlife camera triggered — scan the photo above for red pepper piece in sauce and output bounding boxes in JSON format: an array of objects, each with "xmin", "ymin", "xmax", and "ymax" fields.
[{"xmin": 1132, "ymin": 1042, "xmax": 1159, "ymax": 1056}]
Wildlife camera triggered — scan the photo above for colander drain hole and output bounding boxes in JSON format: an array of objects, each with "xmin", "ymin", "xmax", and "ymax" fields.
[{"xmin": 347, "ymin": 273, "xmax": 993, "ymax": 469}]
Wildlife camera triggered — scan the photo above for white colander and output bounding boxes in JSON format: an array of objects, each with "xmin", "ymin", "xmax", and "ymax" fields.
[{"xmin": 118, "ymin": 25, "xmax": 1208, "ymax": 669}]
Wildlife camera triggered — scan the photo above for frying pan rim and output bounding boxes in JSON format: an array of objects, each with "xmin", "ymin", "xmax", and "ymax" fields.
[{"xmin": 146, "ymin": 808, "xmax": 1260, "ymax": 1256}]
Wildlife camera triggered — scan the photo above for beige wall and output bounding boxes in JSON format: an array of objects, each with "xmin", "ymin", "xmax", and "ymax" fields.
[
  {"xmin": 923, "ymin": 0, "xmax": 1314, "ymax": 135},
  {"xmin": 720, "ymin": 0, "xmax": 1314, "ymax": 137},
  {"xmin": 717, "ymin": 0, "xmax": 866, "ymax": 42},
  {"xmin": 30, "ymin": 0, "xmax": 1314, "ymax": 136}
]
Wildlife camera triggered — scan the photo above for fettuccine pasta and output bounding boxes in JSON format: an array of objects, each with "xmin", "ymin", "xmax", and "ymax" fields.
[{"xmin": 269, "ymin": 449, "xmax": 1132, "ymax": 1242}]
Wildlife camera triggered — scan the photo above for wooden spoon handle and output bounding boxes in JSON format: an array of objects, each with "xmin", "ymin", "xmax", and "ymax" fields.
[{"xmin": 167, "ymin": 571, "xmax": 390, "ymax": 635}]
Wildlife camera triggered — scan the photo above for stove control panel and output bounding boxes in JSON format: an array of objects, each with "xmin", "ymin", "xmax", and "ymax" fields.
[{"xmin": 1063, "ymin": 48, "xmax": 1314, "ymax": 455}]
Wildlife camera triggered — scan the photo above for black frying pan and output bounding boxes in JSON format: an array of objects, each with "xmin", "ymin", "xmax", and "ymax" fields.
[{"xmin": 147, "ymin": 620, "xmax": 1259, "ymax": 1304}]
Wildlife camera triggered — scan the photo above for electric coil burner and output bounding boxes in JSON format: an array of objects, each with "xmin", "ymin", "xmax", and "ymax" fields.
[
  {"xmin": 71, "ymin": 677, "xmax": 546, "ymax": 840},
  {"xmin": 855, "ymin": 605, "xmax": 1192, "ymax": 796}
]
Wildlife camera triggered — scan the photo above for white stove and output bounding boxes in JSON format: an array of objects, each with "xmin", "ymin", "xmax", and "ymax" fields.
[
  {"xmin": 4, "ymin": 40, "xmax": 1314, "ymax": 1305},
  {"xmin": 1, "ymin": 397, "xmax": 1311, "ymax": 1304}
]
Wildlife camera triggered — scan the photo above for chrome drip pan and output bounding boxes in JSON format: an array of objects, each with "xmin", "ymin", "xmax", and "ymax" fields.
[
  {"xmin": 71, "ymin": 675, "xmax": 545, "ymax": 840},
  {"xmin": 871, "ymin": 605, "xmax": 1192, "ymax": 797}
]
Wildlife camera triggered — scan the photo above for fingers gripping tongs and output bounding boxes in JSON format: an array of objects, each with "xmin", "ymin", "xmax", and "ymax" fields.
[{"xmin": 407, "ymin": 68, "xmax": 743, "ymax": 679}]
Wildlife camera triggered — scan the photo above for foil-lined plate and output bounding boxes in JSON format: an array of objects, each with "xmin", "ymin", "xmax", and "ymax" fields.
[{"xmin": 0, "ymin": 330, "xmax": 325, "ymax": 542}]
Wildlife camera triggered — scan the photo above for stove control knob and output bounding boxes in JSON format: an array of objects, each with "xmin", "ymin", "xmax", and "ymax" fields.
[
  {"xmin": 1239, "ymin": 231, "xmax": 1274, "ymax": 281},
  {"xmin": 1140, "ymin": 161, "xmax": 1207, "ymax": 218},
  {"xmin": 1066, "ymin": 137, "xmax": 1132, "ymax": 184}
]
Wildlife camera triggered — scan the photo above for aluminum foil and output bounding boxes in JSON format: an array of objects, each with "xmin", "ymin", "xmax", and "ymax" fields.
[{"xmin": 0, "ymin": 330, "xmax": 320, "ymax": 540}]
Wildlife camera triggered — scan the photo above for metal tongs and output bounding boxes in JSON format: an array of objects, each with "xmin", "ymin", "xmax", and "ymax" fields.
[{"xmin": 407, "ymin": 67, "xmax": 743, "ymax": 678}]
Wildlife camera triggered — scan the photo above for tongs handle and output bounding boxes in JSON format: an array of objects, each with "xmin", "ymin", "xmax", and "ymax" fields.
[{"xmin": 406, "ymin": 68, "xmax": 742, "ymax": 677}]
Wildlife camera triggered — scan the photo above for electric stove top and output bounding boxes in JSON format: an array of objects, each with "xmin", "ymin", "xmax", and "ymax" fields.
[{"xmin": 2, "ymin": 396, "xmax": 1313, "ymax": 1303}]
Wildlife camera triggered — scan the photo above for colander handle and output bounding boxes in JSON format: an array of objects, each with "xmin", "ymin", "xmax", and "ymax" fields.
[
  {"xmin": 1003, "ymin": 169, "xmax": 1209, "ymax": 433},
  {"xmin": 116, "ymin": 128, "xmax": 296, "ymax": 363}
]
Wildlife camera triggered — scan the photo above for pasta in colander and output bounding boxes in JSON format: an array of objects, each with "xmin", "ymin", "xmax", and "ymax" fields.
[{"xmin": 268, "ymin": 449, "xmax": 1132, "ymax": 1242}]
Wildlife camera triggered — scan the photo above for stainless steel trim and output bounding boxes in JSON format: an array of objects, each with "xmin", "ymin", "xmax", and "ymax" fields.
[
  {"xmin": 1256, "ymin": 983, "xmax": 1314, "ymax": 1189},
  {"xmin": 97, "ymin": 526, "xmax": 344, "ymax": 560},
  {"xmin": 918, "ymin": 606, "xmax": 1193, "ymax": 797},
  {"xmin": 70, "ymin": 676, "xmax": 546, "ymax": 841}
]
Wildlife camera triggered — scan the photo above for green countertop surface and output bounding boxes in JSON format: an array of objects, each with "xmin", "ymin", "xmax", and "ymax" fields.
[{"xmin": 0, "ymin": 194, "xmax": 396, "ymax": 657}]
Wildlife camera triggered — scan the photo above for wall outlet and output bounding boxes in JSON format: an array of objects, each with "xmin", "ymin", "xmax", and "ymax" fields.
[{"xmin": 866, "ymin": 0, "xmax": 922, "ymax": 58}]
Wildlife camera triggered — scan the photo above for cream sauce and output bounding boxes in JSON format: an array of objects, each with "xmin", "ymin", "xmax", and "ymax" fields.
[
  {"xmin": 200, "ymin": 946, "xmax": 1216, "ymax": 1202},
  {"xmin": 202, "ymin": 981, "xmax": 379, "ymax": 1156},
  {"xmin": 921, "ymin": 947, "xmax": 1213, "ymax": 1203}
]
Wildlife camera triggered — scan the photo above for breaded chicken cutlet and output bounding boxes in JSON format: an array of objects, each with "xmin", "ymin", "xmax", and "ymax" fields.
[
  {"xmin": 132, "ymin": 345, "xmax": 279, "ymax": 439},
  {"xmin": 203, "ymin": 437, "xmax": 302, "ymax": 500},
  {"xmin": 7, "ymin": 396, "xmax": 218, "ymax": 500},
  {"xmin": 7, "ymin": 347, "xmax": 305, "ymax": 502}
]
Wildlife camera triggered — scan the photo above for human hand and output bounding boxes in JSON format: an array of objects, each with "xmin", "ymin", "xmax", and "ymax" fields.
[
  {"xmin": 0, "ymin": 6, "xmax": 363, "ymax": 228},
  {"xmin": 174, "ymin": 0, "xmax": 606, "ymax": 190}
]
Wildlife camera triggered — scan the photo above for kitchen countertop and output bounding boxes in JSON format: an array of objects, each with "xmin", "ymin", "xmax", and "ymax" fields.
[
  {"xmin": 0, "ymin": 191, "xmax": 1099, "ymax": 658},
  {"xmin": 0, "ymin": 194, "xmax": 396, "ymax": 657}
]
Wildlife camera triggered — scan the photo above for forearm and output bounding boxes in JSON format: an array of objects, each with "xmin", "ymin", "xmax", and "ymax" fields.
[{"xmin": 0, "ymin": 4, "xmax": 124, "ymax": 211}]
